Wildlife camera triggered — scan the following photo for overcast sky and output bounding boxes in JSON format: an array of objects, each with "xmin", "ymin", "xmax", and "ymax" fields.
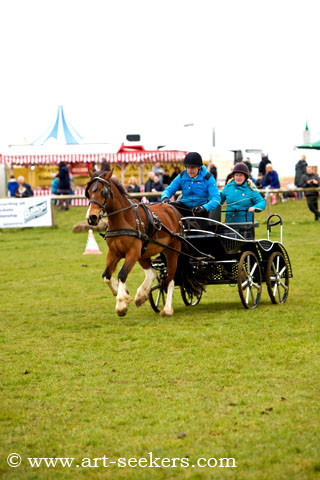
[{"xmin": 1, "ymin": 0, "xmax": 320, "ymax": 173}]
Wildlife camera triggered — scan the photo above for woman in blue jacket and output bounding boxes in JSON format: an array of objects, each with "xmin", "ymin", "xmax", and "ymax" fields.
[
  {"xmin": 161, "ymin": 152, "xmax": 220, "ymax": 217},
  {"xmin": 262, "ymin": 163, "xmax": 280, "ymax": 189},
  {"xmin": 220, "ymin": 163, "xmax": 266, "ymax": 223}
]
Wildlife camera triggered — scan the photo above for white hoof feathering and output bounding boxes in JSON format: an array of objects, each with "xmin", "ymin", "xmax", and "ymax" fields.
[
  {"xmin": 135, "ymin": 268, "xmax": 157, "ymax": 306},
  {"xmin": 160, "ymin": 280, "xmax": 175, "ymax": 317},
  {"xmin": 104, "ymin": 277, "xmax": 119, "ymax": 296},
  {"xmin": 116, "ymin": 281, "xmax": 132, "ymax": 315}
]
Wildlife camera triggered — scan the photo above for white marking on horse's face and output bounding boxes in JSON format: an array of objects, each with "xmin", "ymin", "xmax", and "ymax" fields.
[{"xmin": 86, "ymin": 206, "xmax": 91, "ymax": 220}]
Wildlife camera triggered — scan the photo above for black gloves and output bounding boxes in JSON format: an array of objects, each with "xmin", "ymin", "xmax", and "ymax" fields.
[
  {"xmin": 162, "ymin": 197, "xmax": 170, "ymax": 203},
  {"xmin": 192, "ymin": 205, "xmax": 206, "ymax": 214}
]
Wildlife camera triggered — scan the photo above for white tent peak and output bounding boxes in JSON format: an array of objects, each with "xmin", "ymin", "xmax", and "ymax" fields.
[{"xmin": 30, "ymin": 105, "xmax": 83, "ymax": 146}]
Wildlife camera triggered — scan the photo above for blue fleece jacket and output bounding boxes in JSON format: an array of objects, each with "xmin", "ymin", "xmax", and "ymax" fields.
[
  {"xmin": 220, "ymin": 179, "xmax": 266, "ymax": 223},
  {"xmin": 161, "ymin": 166, "xmax": 220, "ymax": 211}
]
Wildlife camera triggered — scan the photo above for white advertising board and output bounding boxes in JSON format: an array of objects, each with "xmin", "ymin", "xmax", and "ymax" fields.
[{"xmin": 0, "ymin": 196, "xmax": 53, "ymax": 228}]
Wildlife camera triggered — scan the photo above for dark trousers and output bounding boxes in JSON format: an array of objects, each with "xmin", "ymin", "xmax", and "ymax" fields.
[
  {"xmin": 170, "ymin": 201, "xmax": 207, "ymax": 218},
  {"xmin": 306, "ymin": 194, "xmax": 320, "ymax": 219},
  {"xmin": 170, "ymin": 201, "xmax": 210, "ymax": 230}
]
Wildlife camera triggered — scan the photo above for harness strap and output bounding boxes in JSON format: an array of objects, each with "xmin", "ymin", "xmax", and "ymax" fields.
[
  {"xmin": 101, "ymin": 228, "xmax": 215, "ymax": 261},
  {"xmin": 103, "ymin": 228, "xmax": 145, "ymax": 240}
]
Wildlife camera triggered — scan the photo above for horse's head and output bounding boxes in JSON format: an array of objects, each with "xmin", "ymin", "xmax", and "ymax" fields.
[{"xmin": 85, "ymin": 170, "xmax": 113, "ymax": 225}]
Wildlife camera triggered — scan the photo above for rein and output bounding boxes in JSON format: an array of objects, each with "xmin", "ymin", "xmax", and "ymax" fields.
[
  {"xmin": 102, "ymin": 226, "xmax": 216, "ymax": 261},
  {"xmin": 87, "ymin": 177, "xmax": 215, "ymax": 261},
  {"xmin": 100, "ymin": 203, "xmax": 138, "ymax": 218}
]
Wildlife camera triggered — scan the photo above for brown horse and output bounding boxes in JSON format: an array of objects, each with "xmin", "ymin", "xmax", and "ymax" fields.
[{"xmin": 85, "ymin": 170, "xmax": 183, "ymax": 317}]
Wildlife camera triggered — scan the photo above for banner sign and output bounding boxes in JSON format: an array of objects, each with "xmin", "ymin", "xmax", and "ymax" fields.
[{"xmin": 0, "ymin": 196, "xmax": 53, "ymax": 228}]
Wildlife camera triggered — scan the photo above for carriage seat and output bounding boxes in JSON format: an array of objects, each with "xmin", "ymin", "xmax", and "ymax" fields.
[{"xmin": 222, "ymin": 222, "xmax": 259, "ymax": 240}]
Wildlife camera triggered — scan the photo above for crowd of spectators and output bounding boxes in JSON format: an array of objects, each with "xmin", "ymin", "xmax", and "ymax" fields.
[{"xmin": 6, "ymin": 152, "xmax": 319, "ymax": 220}]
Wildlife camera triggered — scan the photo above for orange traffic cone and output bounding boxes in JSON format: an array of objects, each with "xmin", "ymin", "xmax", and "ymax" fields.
[{"xmin": 83, "ymin": 229, "xmax": 102, "ymax": 255}]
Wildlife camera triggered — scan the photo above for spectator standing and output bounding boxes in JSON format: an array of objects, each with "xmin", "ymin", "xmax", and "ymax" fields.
[
  {"xmin": 57, "ymin": 162, "xmax": 71, "ymax": 210},
  {"xmin": 295, "ymin": 155, "xmax": 308, "ymax": 199},
  {"xmin": 101, "ymin": 157, "xmax": 111, "ymax": 172},
  {"xmin": 127, "ymin": 176, "xmax": 141, "ymax": 194},
  {"xmin": 51, "ymin": 175, "xmax": 59, "ymax": 194},
  {"xmin": 144, "ymin": 171, "xmax": 155, "ymax": 193},
  {"xmin": 151, "ymin": 162, "xmax": 164, "ymax": 182},
  {"xmin": 262, "ymin": 163, "xmax": 280, "ymax": 205},
  {"xmin": 243, "ymin": 157, "xmax": 253, "ymax": 174},
  {"xmin": 170, "ymin": 166, "xmax": 181, "ymax": 181},
  {"xmin": 209, "ymin": 162, "xmax": 218, "ymax": 179},
  {"xmin": 254, "ymin": 172, "xmax": 264, "ymax": 189},
  {"xmin": 8, "ymin": 175, "xmax": 18, "ymax": 197},
  {"xmin": 301, "ymin": 166, "xmax": 320, "ymax": 220},
  {"xmin": 51, "ymin": 175, "xmax": 59, "ymax": 206},
  {"xmin": 259, "ymin": 153, "xmax": 271, "ymax": 176},
  {"xmin": 144, "ymin": 170, "xmax": 156, "ymax": 202},
  {"xmin": 151, "ymin": 175, "xmax": 164, "ymax": 202},
  {"xmin": 14, "ymin": 176, "xmax": 34, "ymax": 198},
  {"xmin": 162, "ymin": 169, "xmax": 171, "ymax": 186}
]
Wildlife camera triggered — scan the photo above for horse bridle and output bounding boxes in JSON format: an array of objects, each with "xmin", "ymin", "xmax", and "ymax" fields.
[
  {"xmin": 85, "ymin": 176, "xmax": 113, "ymax": 214},
  {"xmin": 85, "ymin": 175, "xmax": 137, "ymax": 220}
]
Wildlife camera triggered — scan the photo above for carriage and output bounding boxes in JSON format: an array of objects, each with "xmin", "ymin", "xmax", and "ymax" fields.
[
  {"xmin": 149, "ymin": 213, "xmax": 293, "ymax": 311},
  {"xmin": 85, "ymin": 170, "xmax": 292, "ymax": 317}
]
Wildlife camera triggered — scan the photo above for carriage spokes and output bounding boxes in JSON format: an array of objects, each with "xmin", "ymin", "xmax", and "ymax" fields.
[
  {"xmin": 237, "ymin": 251, "xmax": 262, "ymax": 309},
  {"xmin": 266, "ymin": 251, "xmax": 289, "ymax": 304}
]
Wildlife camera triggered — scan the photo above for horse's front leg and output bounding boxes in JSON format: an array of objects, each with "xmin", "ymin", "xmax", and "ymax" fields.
[
  {"xmin": 135, "ymin": 258, "xmax": 157, "ymax": 307},
  {"xmin": 115, "ymin": 251, "xmax": 138, "ymax": 317},
  {"xmin": 102, "ymin": 250, "xmax": 120, "ymax": 296}
]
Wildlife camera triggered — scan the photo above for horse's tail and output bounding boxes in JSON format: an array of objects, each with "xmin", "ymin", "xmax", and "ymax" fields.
[
  {"xmin": 181, "ymin": 270, "xmax": 205, "ymax": 297},
  {"xmin": 176, "ymin": 254, "xmax": 205, "ymax": 297}
]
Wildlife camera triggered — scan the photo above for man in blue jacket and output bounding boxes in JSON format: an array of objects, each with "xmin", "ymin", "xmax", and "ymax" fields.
[
  {"xmin": 220, "ymin": 163, "xmax": 266, "ymax": 223},
  {"xmin": 161, "ymin": 152, "xmax": 220, "ymax": 217}
]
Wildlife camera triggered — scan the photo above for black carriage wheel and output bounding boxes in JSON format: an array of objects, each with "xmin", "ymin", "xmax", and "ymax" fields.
[
  {"xmin": 149, "ymin": 281, "xmax": 166, "ymax": 313},
  {"xmin": 180, "ymin": 287, "xmax": 202, "ymax": 307},
  {"xmin": 237, "ymin": 251, "xmax": 262, "ymax": 309},
  {"xmin": 266, "ymin": 251, "xmax": 289, "ymax": 304}
]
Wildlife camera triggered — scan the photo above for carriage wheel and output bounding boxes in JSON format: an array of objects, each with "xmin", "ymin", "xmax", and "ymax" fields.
[
  {"xmin": 237, "ymin": 251, "xmax": 262, "ymax": 309},
  {"xmin": 180, "ymin": 287, "xmax": 202, "ymax": 306},
  {"xmin": 266, "ymin": 251, "xmax": 289, "ymax": 304},
  {"xmin": 149, "ymin": 280, "xmax": 166, "ymax": 313}
]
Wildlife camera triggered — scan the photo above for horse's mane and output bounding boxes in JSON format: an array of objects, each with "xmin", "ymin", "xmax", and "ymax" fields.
[{"xmin": 92, "ymin": 169, "xmax": 128, "ymax": 196}]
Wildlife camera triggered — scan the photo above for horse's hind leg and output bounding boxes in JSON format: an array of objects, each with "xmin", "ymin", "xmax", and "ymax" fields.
[
  {"xmin": 160, "ymin": 247, "xmax": 180, "ymax": 317},
  {"xmin": 135, "ymin": 258, "xmax": 157, "ymax": 307},
  {"xmin": 160, "ymin": 279, "xmax": 175, "ymax": 317}
]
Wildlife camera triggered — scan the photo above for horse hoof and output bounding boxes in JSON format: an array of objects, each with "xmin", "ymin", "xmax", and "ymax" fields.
[
  {"xmin": 135, "ymin": 295, "xmax": 147, "ymax": 307},
  {"xmin": 160, "ymin": 308, "xmax": 173, "ymax": 317}
]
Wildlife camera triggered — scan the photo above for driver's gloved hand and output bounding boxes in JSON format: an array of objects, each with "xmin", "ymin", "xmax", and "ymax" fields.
[
  {"xmin": 192, "ymin": 205, "xmax": 206, "ymax": 214},
  {"xmin": 162, "ymin": 197, "xmax": 170, "ymax": 203}
]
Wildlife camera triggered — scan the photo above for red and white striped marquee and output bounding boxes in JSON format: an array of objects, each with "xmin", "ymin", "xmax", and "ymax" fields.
[{"xmin": 0, "ymin": 145, "xmax": 186, "ymax": 166}]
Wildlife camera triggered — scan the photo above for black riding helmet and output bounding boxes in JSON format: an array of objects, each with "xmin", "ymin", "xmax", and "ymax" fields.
[
  {"xmin": 232, "ymin": 162, "xmax": 250, "ymax": 178},
  {"xmin": 184, "ymin": 152, "xmax": 203, "ymax": 167}
]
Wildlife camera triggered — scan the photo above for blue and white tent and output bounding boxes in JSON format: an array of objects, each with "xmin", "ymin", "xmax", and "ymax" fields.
[{"xmin": 30, "ymin": 105, "xmax": 83, "ymax": 145}]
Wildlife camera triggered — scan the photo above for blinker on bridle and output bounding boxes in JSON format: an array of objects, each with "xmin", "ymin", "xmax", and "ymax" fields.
[{"xmin": 86, "ymin": 176, "xmax": 113, "ymax": 214}]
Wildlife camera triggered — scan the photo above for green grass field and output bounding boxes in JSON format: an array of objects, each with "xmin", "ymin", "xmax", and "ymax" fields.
[{"xmin": 1, "ymin": 199, "xmax": 320, "ymax": 479}]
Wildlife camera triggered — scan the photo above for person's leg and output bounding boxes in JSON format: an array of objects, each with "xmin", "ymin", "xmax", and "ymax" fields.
[
  {"xmin": 169, "ymin": 201, "xmax": 193, "ymax": 218},
  {"xmin": 306, "ymin": 196, "xmax": 318, "ymax": 219}
]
